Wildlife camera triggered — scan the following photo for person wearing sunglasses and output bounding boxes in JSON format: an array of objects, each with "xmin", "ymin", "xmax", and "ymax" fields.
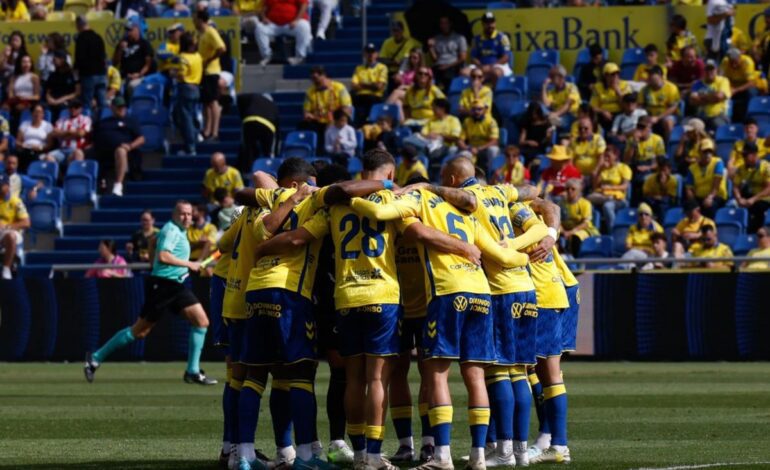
[
  {"xmin": 732, "ymin": 142, "xmax": 770, "ymax": 233},
  {"xmin": 458, "ymin": 70, "xmax": 492, "ymax": 118},
  {"xmin": 590, "ymin": 62, "xmax": 632, "ymax": 131},
  {"xmin": 743, "ymin": 226, "xmax": 770, "ymax": 270},
  {"xmin": 467, "ymin": 11, "xmax": 512, "ymax": 87},
  {"xmin": 623, "ymin": 202, "xmax": 664, "ymax": 259},
  {"xmin": 400, "ymin": 67, "xmax": 445, "ymax": 127},
  {"xmin": 542, "ymin": 64, "xmax": 580, "ymax": 129},
  {"xmin": 587, "ymin": 144, "xmax": 631, "ymax": 231},
  {"xmin": 458, "ymin": 99, "xmax": 499, "ymax": 171},
  {"xmin": 684, "ymin": 138, "xmax": 727, "ymax": 219},
  {"xmin": 687, "ymin": 225, "xmax": 734, "ymax": 269},
  {"xmin": 624, "ymin": 115, "xmax": 665, "ymax": 204},
  {"xmin": 559, "ymin": 178, "xmax": 600, "ymax": 257},
  {"xmin": 569, "ymin": 116, "xmax": 607, "ymax": 177}
]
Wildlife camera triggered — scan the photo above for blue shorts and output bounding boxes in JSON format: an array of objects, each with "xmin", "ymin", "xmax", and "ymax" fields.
[
  {"xmin": 210, "ymin": 275, "xmax": 228, "ymax": 349},
  {"xmin": 242, "ymin": 288, "xmax": 317, "ymax": 365},
  {"xmin": 400, "ymin": 316, "xmax": 426, "ymax": 352},
  {"xmin": 492, "ymin": 291, "xmax": 538, "ymax": 366},
  {"xmin": 227, "ymin": 318, "xmax": 246, "ymax": 363},
  {"xmin": 422, "ymin": 292, "xmax": 495, "ymax": 363},
  {"xmin": 536, "ymin": 308, "xmax": 564, "ymax": 359},
  {"xmin": 562, "ymin": 284, "xmax": 580, "ymax": 352},
  {"xmin": 336, "ymin": 304, "xmax": 402, "ymax": 357}
]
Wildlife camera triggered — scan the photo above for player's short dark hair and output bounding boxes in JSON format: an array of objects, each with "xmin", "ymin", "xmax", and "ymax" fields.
[
  {"xmin": 650, "ymin": 232, "xmax": 667, "ymax": 244},
  {"xmin": 644, "ymin": 43, "xmax": 658, "ymax": 54},
  {"xmin": 671, "ymin": 14, "xmax": 687, "ymax": 29},
  {"xmin": 278, "ymin": 157, "xmax": 317, "ymax": 183},
  {"xmin": 196, "ymin": 9, "xmax": 210, "ymax": 22},
  {"xmin": 406, "ymin": 175, "xmax": 430, "ymax": 185},
  {"xmin": 317, "ymin": 163, "xmax": 351, "ymax": 187},
  {"xmin": 432, "ymin": 98, "xmax": 450, "ymax": 112},
  {"xmin": 362, "ymin": 148, "xmax": 396, "ymax": 172}
]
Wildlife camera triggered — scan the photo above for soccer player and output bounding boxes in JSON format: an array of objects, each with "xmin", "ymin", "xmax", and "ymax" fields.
[
  {"xmin": 84, "ymin": 200, "xmax": 216, "ymax": 385},
  {"xmin": 348, "ymin": 183, "xmax": 535, "ymax": 470}
]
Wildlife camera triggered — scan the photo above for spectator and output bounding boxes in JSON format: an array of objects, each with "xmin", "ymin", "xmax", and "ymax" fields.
[
  {"xmin": 560, "ymin": 178, "xmax": 600, "ymax": 257},
  {"xmin": 467, "ymin": 12, "xmax": 511, "ymax": 85},
  {"xmin": 753, "ymin": 8, "xmax": 770, "ymax": 76},
  {"xmin": 728, "ymin": 118, "xmax": 770, "ymax": 177},
  {"xmin": 195, "ymin": 10, "xmax": 226, "ymax": 141},
  {"xmin": 91, "ymin": 96, "xmax": 145, "ymax": 197},
  {"xmin": 187, "ymin": 203, "xmax": 217, "ymax": 262},
  {"xmin": 518, "ymin": 102, "xmax": 553, "ymax": 162},
  {"xmin": 299, "ymin": 66, "xmax": 352, "ymax": 144},
  {"xmin": 666, "ymin": 14, "xmax": 698, "ymax": 65},
  {"xmin": 85, "ymin": 239, "xmax": 129, "ymax": 279},
  {"xmin": 6, "ymin": 54, "xmax": 41, "ymax": 130},
  {"xmin": 45, "ymin": 99, "xmax": 90, "ymax": 165},
  {"xmin": 638, "ymin": 65, "xmax": 681, "ymax": 141},
  {"xmin": 157, "ymin": 23, "xmax": 184, "ymax": 76},
  {"xmin": 732, "ymin": 142, "xmax": 770, "ymax": 233},
  {"xmin": 313, "ymin": 0, "xmax": 339, "ymax": 40},
  {"xmin": 688, "ymin": 225, "xmax": 733, "ymax": 268},
  {"xmin": 174, "ymin": 32, "xmax": 203, "ymax": 157},
  {"xmin": 395, "ymin": 144, "xmax": 428, "ymax": 186},
  {"xmin": 570, "ymin": 103, "xmax": 599, "ymax": 140},
  {"xmin": 324, "ymin": 109, "xmax": 357, "ymax": 165},
  {"xmin": 0, "ymin": 114, "xmax": 7, "ymax": 160},
  {"xmin": 610, "ymin": 93, "xmax": 647, "ymax": 144},
  {"xmin": 394, "ymin": 47, "xmax": 425, "ymax": 90},
  {"xmin": 624, "ymin": 202, "xmax": 664, "ymax": 258},
  {"xmin": 704, "ymin": 0, "xmax": 734, "ymax": 60},
  {"xmin": 685, "ymin": 138, "xmax": 727, "ymax": 218},
  {"xmin": 742, "ymin": 226, "xmax": 770, "ymax": 270},
  {"xmin": 400, "ymin": 67, "xmax": 445, "ymax": 127},
  {"xmin": 578, "ymin": 44, "xmax": 605, "ymax": 100},
  {"xmin": 0, "ymin": 0, "xmax": 29, "ymax": 22},
  {"xmin": 106, "ymin": 63, "xmax": 122, "ymax": 101},
  {"xmin": 2, "ymin": 154, "xmax": 39, "ymax": 200},
  {"xmin": 539, "ymin": 145, "xmax": 582, "ymax": 200},
  {"xmin": 234, "ymin": 0, "xmax": 261, "ymax": 44},
  {"xmin": 379, "ymin": 21, "xmax": 422, "ymax": 82},
  {"xmin": 587, "ymin": 144, "xmax": 631, "ymax": 230},
  {"xmin": 459, "ymin": 99, "xmax": 499, "ymax": 171},
  {"xmin": 113, "ymin": 22, "xmax": 154, "ymax": 96},
  {"xmin": 634, "ymin": 44, "xmax": 667, "ymax": 82},
  {"xmin": 490, "ymin": 145, "xmax": 529, "ymax": 185},
  {"xmin": 414, "ymin": 98, "xmax": 461, "ymax": 161},
  {"xmin": 675, "ymin": 118, "xmax": 712, "ymax": 174},
  {"xmin": 203, "ymin": 152, "xmax": 244, "ymax": 203},
  {"xmin": 542, "ymin": 64, "xmax": 580, "ymax": 128},
  {"xmin": 672, "ymin": 199, "xmax": 716, "ymax": 249},
  {"xmin": 351, "ymin": 43, "xmax": 388, "ymax": 128},
  {"xmin": 254, "ymin": 0, "xmax": 311, "ymax": 66},
  {"xmin": 669, "ymin": 46, "xmax": 705, "ymax": 94},
  {"xmin": 1, "ymin": 31, "xmax": 27, "ymax": 85},
  {"xmin": 213, "ymin": 188, "xmax": 238, "ymax": 230},
  {"xmin": 458, "ymin": 68, "xmax": 493, "ymax": 118},
  {"xmin": 45, "ymin": 50, "xmax": 79, "ymax": 123},
  {"xmin": 37, "ymin": 33, "xmax": 68, "ymax": 83},
  {"xmin": 16, "ymin": 104, "xmax": 52, "ymax": 171},
  {"xmin": 74, "ymin": 16, "xmax": 107, "ymax": 118},
  {"xmin": 362, "ymin": 114, "xmax": 397, "ymax": 155},
  {"xmin": 0, "ymin": 174, "xmax": 29, "ymax": 279},
  {"xmin": 624, "ymin": 115, "xmax": 664, "ymax": 199},
  {"xmin": 643, "ymin": 158, "xmax": 679, "ymax": 219},
  {"xmin": 236, "ymin": 93, "xmax": 279, "ymax": 167},
  {"xmin": 428, "ymin": 15, "xmax": 467, "ymax": 91},
  {"xmin": 591, "ymin": 62, "xmax": 632, "ymax": 130},
  {"xmin": 689, "ymin": 59, "xmax": 731, "ymax": 131},
  {"xmin": 643, "ymin": 232, "xmax": 675, "ymax": 270},
  {"xmin": 570, "ymin": 116, "xmax": 607, "ymax": 177},
  {"xmin": 720, "ymin": 47, "xmax": 764, "ymax": 123},
  {"xmin": 126, "ymin": 209, "xmax": 158, "ymax": 263}
]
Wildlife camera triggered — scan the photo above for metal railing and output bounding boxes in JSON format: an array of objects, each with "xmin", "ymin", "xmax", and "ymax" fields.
[{"xmin": 49, "ymin": 263, "xmax": 151, "ymax": 279}]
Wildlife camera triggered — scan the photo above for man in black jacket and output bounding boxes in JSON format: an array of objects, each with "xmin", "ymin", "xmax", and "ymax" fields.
[{"xmin": 74, "ymin": 16, "xmax": 108, "ymax": 118}]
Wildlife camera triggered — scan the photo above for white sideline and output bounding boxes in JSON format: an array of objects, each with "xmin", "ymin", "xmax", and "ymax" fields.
[{"xmin": 633, "ymin": 462, "xmax": 770, "ymax": 470}]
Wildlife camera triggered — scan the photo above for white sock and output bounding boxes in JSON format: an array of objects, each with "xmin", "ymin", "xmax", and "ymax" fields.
[
  {"xmin": 552, "ymin": 444, "xmax": 568, "ymax": 453},
  {"xmin": 354, "ymin": 450, "xmax": 366, "ymax": 462},
  {"xmin": 222, "ymin": 441, "xmax": 230, "ymax": 454},
  {"xmin": 470, "ymin": 447, "xmax": 484, "ymax": 461},
  {"xmin": 2, "ymin": 266, "xmax": 11, "ymax": 279},
  {"xmin": 498, "ymin": 439, "xmax": 513, "ymax": 456},
  {"xmin": 297, "ymin": 443, "xmax": 313, "ymax": 461},
  {"xmin": 435, "ymin": 445, "xmax": 451, "ymax": 462},
  {"xmin": 330, "ymin": 439, "xmax": 347, "ymax": 449},
  {"xmin": 399, "ymin": 436, "xmax": 414, "ymax": 448},
  {"xmin": 535, "ymin": 432, "xmax": 551, "ymax": 450},
  {"xmin": 366, "ymin": 453, "xmax": 382, "ymax": 463},
  {"xmin": 239, "ymin": 443, "xmax": 256, "ymax": 462},
  {"xmin": 513, "ymin": 440, "xmax": 527, "ymax": 453},
  {"xmin": 277, "ymin": 446, "xmax": 295, "ymax": 460},
  {"xmin": 421, "ymin": 436, "xmax": 435, "ymax": 446}
]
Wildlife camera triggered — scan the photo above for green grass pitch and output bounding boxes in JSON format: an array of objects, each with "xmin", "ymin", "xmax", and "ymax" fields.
[{"xmin": 1, "ymin": 362, "xmax": 770, "ymax": 469}]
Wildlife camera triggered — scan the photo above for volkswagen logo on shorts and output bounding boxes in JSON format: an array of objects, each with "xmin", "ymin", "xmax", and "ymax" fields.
[{"xmin": 453, "ymin": 296, "xmax": 468, "ymax": 312}]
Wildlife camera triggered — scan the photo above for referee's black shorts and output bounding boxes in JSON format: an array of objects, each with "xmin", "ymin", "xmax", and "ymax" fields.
[
  {"xmin": 140, "ymin": 276, "xmax": 200, "ymax": 322},
  {"xmin": 201, "ymin": 74, "xmax": 220, "ymax": 104}
]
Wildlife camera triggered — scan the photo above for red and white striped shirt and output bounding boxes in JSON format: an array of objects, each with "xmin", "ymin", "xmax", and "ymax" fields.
[{"xmin": 55, "ymin": 114, "xmax": 92, "ymax": 150}]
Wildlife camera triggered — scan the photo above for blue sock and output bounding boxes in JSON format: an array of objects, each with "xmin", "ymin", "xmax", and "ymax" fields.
[
  {"xmin": 186, "ymin": 326, "xmax": 207, "ymax": 374},
  {"xmin": 468, "ymin": 407, "xmax": 491, "ymax": 449},
  {"xmin": 238, "ymin": 379, "xmax": 265, "ymax": 447},
  {"xmin": 366, "ymin": 425, "xmax": 385, "ymax": 455},
  {"xmin": 428, "ymin": 406, "xmax": 453, "ymax": 446},
  {"xmin": 512, "ymin": 376, "xmax": 533, "ymax": 442},
  {"xmin": 270, "ymin": 381, "xmax": 293, "ymax": 448},
  {"xmin": 418, "ymin": 403, "xmax": 433, "ymax": 441},
  {"xmin": 347, "ymin": 423, "xmax": 366, "ymax": 451},
  {"xmin": 391, "ymin": 406, "xmax": 413, "ymax": 441},
  {"xmin": 229, "ymin": 380, "xmax": 242, "ymax": 445},
  {"xmin": 290, "ymin": 381, "xmax": 317, "ymax": 446},
  {"xmin": 530, "ymin": 372, "xmax": 550, "ymax": 434},
  {"xmin": 222, "ymin": 383, "xmax": 231, "ymax": 444},
  {"xmin": 487, "ymin": 375, "xmax": 514, "ymax": 441},
  {"xmin": 486, "ymin": 415, "xmax": 497, "ymax": 444},
  {"xmin": 92, "ymin": 327, "xmax": 135, "ymax": 363},
  {"xmin": 544, "ymin": 384, "xmax": 568, "ymax": 446}
]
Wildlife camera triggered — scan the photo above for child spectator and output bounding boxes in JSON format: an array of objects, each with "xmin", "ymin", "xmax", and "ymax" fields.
[
  {"xmin": 490, "ymin": 145, "xmax": 529, "ymax": 185},
  {"xmin": 324, "ymin": 109, "xmax": 357, "ymax": 165},
  {"xmin": 610, "ymin": 93, "xmax": 646, "ymax": 144}
]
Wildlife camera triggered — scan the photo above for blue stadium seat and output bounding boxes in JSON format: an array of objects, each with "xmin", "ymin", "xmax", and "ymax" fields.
[
  {"xmin": 306, "ymin": 156, "xmax": 332, "ymax": 165},
  {"xmin": 578, "ymin": 235, "xmax": 613, "ymax": 258},
  {"xmin": 348, "ymin": 157, "xmax": 363, "ymax": 175},
  {"xmin": 448, "ymin": 77, "xmax": 471, "ymax": 94},
  {"xmin": 283, "ymin": 131, "xmax": 317, "ymax": 157},
  {"xmin": 620, "ymin": 63, "xmax": 638, "ymax": 81},
  {"xmin": 487, "ymin": 1, "xmax": 515, "ymax": 8},
  {"xmin": 282, "ymin": 146, "xmax": 313, "ymax": 159},
  {"xmin": 495, "ymin": 94, "xmax": 527, "ymax": 119},
  {"xmin": 129, "ymin": 95, "xmax": 160, "ymax": 109},
  {"xmin": 716, "ymin": 141, "xmax": 733, "ymax": 162},
  {"xmin": 732, "ymin": 234, "xmax": 757, "ymax": 256},
  {"xmin": 394, "ymin": 126, "xmax": 412, "ymax": 147},
  {"xmin": 621, "ymin": 48, "xmax": 645, "ymax": 68},
  {"xmin": 132, "ymin": 81, "xmax": 164, "ymax": 101},
  {"xmin": 525, "ymin": 65, "xmax": 551, "ymax": 99},
  {"xmin": 162, "ymin": 8, "xmax": 190, "ymax": 17},
  {"xmin": 66, "ymin": 160, "xmax": 98, "ymax": 185},
  {"xmin": 20, "ymin": 108, "xmax": 52, "ymax": 124},
  {"xmin": 251, "ymin": 157, "xmax": 283, "ymax": 177},
  {"xmin": 715, "ymin": 124, "xmax": 744, "ymax": 142},
  {"xmin": 100, "ymin": 107, "xmax": 113, "ymax": 120},
  {"xmin": 613, "ymin": 207, "xmax": 638, "ymax": 228},
  {"xmin": 356, "ymin": 129, "xmax": 364, "ymax": 157},
  {"xmin": 499, "ymin": 128, "xmax": 509, "ymax": 146},
  {"xmin": 63, "ymin": 175, "xmax": 97, "ymax": 207},
  {"xmin": 368, "ymin": 103, "xmax": 400, "ymax": 124},
  {"xmin": 129, "ymin": 103, "xmax": 169, "ymax": 126},
  {"xmin": 765, "ymin": 208, "xmax": 770, "ymax": 226},
  {"xmin": 527, "ymin": 49, "xmax": 559, "ymax": 68},
  {"xmin": 27, "ymin": 161, "xmax": 58, "ymax": 187},
  {"xmin": 715, "ymin": 207, "xmax": 748, "ymax": 247},
  {"xmin": 489, "ymin": 155, "xmax": 505, "ymax": 175},
  {"xmin": 140, "ymin": 125, "xmax": 169, "ymax": 153},
  {"xmin": 35, "ymin": 187, "xmax": 64, "ymax": 208},
  {"xmin": 28, "ymin": 200, "xmax": 63, "ymax": 235},
  {"xmin": 593, "ymin": 208, "xmax": 601, "ymax": 230},
  {"xmin": 663, "ymin": 207, "xmax": 684, "ymax": 229},
  {"xmin": 611, "ymin": 226, "xmax": 630, "ymax": 256},
  {"xmin": 495, "ymin": 75, "xmax": 528, "ymax": 97},
  {"xmin": 747, "ymin": 96, "xmax": 770, "ymax": 118},
  {"xmin": 573, "ymin": 46, "xmax": 606, "ymax": 78},
  {"xmin": 208, "ymin": 7, "xmax": 233, "ymax": 15},
  {"xmin": 668, "ymin": 125, "xmax": 685, "ymax": 158}
]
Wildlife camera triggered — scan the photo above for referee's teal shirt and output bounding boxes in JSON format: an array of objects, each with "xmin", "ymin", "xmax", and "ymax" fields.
[{"xmin": 152, "ymin": 220, "xmax": 191, "ymax": 282}]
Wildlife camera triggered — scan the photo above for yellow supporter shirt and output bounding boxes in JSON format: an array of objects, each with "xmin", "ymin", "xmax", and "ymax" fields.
[
  {"xmin": 179, "ymin": 52, "xmax": 203, "ymax": 85},
  {"xmin": 560, "ymin": 197, "xmax": 599, "ymax": 239},
  {"xmin": 694, "ymin": 76, "xmax": 731, "ymax": 118},
  {"xmin": 187, "ymin": 222, "xmax": 218, "ymax": 260},
  {"xmin": 729, "ymin": 139, "xmax": 770, "ymax": 170},
  {"xmin": 158, "ymin": 41, "xmax": 181, "ymax": 72},
  {"xmin": 0, "ymin": 195, "xmax": 28, "ymax": 225},
  {"xmin": 395, "ymin": 160, "xmax": 429, "ymax": 187},
  {"xmin": 590, "ymin": 80, "xmax": 632, "ymax": 114},
  {"xmin": 404, "ymin": 85, "xmax": 445, "ymax": 121},
  {"xmin": 734, "ymin": 160, "xmax": 770, "ymax": 202},
  {"xmin": 720, "ymin": 54, "xmax": 760, "ymax": 88},
  {"xmin": 553, "ymin": 248, "xmax": 579, "ymax": 287},
  {"xmin": 203, "ymin": 167, "xmax": 244, "ymax": 201},
  {"xmin": 674, "ymin": 215, "xmax": 715, "ymax": 236},
  {"xmin": 626, "ymin": 221, "xmax": 663, "ymax": 253},
  {"xmin": 460, "ymin": 86, "xmax": 493, "ymax": 115},
  {"xmin": 234, "ymin": 0, "xmax": 262, "ymax": 14},
  {"xmin": 669, "ymin": 32, "xmax": 698, "ymax": 62},
  {"xmin": 689, "ymin": 242, "xmax": 734, "ymax": 268},
  {"xmin": 570, "ymin": 133, "xmax": 607, "ymax": 175},
  {"xmin": 198, "ymin": 26, "xmax": 226, "ymax": 75},
  {"xmin": 349, "ymin": 188, "xmax": 530, "ymax": 302},
  {"xmin": 379, "ymin": 36, "xmax": 422, "ymax": 73},
  {"xmin": 744, "ymin": 247, "xmax": 770, "ymax": 270},
  {"xmin": 686, "ymin": 157, "xmax": 728, "ymax": 200},
  {"xmin": 351, "ymin": 63, "xmax": 388, "ymax": 98},
  {"xmin": 304, "ymin": 81, "xmax": 352, "ymax": 125},
  {"xmin": 596, "ymin": 163, "xmax": 632, "ymax": 200},
  {"xmin": 494, "ymin": 161, "xmax": 526, "ymax": 185},
  {"xmin": 638, "ymin": 81, "xmax": 680, "ymax": 117},
  {"xmin": 421, "ymin": 115, "xmax": 462, "ymax": 140},
  {"xmin": 396, "ymin": 238, "xmax": 426, "ymax": 318},
  {"xmin": 219, "ymin": 207, "xmax": 271, "ymax": 319},
  {"xmin": 0, "ymin": 0, "xmax": 29, "ymax": 21},
  {"xmin": 545, "ymin": 82, "xmax": 581, "ymax": 115},
  {"xmin": 633, "ymin": 63, "xmax": 667, "ymax": 82},
  {"xmin": 731, "ymin": 28, "xmax": 753, "ymax": 54},
  {"xmin": 107, "ymin": 65, "xmax": 122, "ymax": 92},
  {"xmin": 630, "ymin": 134, "xmax": 666, "ymax": 166},
  {"xmin": 462, "ymin": 114, "xmax": 499, "ymax": 148},
  {"xmin": 642, "ymin": 173, "xmax": 679, "ymax": 199}
]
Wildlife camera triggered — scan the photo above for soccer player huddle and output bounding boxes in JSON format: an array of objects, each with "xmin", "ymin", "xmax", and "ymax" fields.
[{"xmin": 214, "ymin": 149, "xmax": 579, "ymax": 470}]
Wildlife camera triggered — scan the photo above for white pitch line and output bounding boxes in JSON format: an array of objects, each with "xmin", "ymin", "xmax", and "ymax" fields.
[{"xmin": 633, "ymin": 462, "xmax": 770, "ymax": 470}]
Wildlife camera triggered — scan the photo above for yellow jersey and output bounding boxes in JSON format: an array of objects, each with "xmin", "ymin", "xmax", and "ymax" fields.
[
  {"xmin": 421, "ymin": 114, "xmax": 462, "ymax": 141},
  {"xmin": 569, "ymin": 134, "xmax": 607, "ymax": 175},
  {"xmin": 688, "ymin": 242, "xmax": 734, "ymax": 268},
  {"xmin": 545, "ymin": 82, "xmax": 580, "ymax": 115},
  {"xmin": 553, "ymin": 249, "xmax": 578, "ymax": 287},
  {"xmin": 633, "ymin": 63, "xmax": 667, "ymax": 82},
  {"xmin": 187, "ymin": 222, "xmax": 218, "ymax": 260},
  {"xmin": 203, "ymin": 167, "xmax": 245, "ymax": 201},
  {"xmin": 596, "ymin": 163, "xmax": 632, "ymax": 200},
  {"xmin": 234, "ymin": 0, "xmax": 261, "ymax": 13},
  {"xmin": 395, "ymin": 160, "xmax": 429, "ymax": 186},
  {"xmin": 379, "ymin": 36, "xmax": 422, "ymax": 73},
  {"xmin": 734, "ymin": 160, "xmax": 770, "ymax": 202},
  {"xmin": 179, "ymin": 52, "xmax": 203, "ymax": 85},
  {"xmin": 198, "ymin": 26, "xmax": 226, "ymax": 75},
  {"xmin": 729, "ymin": 139, "xmax": 770, "ymax": 170},
  {"xmin": 561, "ymin": 197, "xmax": 599, "ymax": 235},
  {"xmin": 0, "ymin": 0, "xmax": 29, "ymax": 20},
  {"xmin": 674, "ymin": 215, "xmax": 715, "ymax": 236},
  {"xmin": 213, "ymin": 251, "xmax": 231, "ymax": 278},
  {"xmin": 720, "ymin": 54, "xmax": 760, "ymax": 88},
  {"xmin": 351, "ymin": 63, "xmax": 388, "ymax": 97},
  {"xmin": 590, "ymin": 80, "xmax": 632, "ymax": 114},
  {"xmin": 686, "ymin": 157, "xmax": 728, "ymax": 200},
  {"xmin": 0, "ymin": 195, "xmax": 28, "ymax": 224},
  {"xmin": 744, "ymin": 247, "xmax": 770, "ymax": 270},
  {"xmin": 220, "ymin": 207, "xmax": 271, "ymax": 319},
  {"xmin": 694, "ymin": 76, "xmax": 731, "ymax": 118},
  {"xmin": 396, "ymin": 238, "xmax": 426, "ymax": 318},
  {"xmin": 629, "ymin": 134, "xmax": 666, "ymax": 166},
  {"xmin": 626, "ymin": 221, "xmax": 663, "ymax": 253},
  {"xmin": 404, "ymin": 85, "xmax": 445, "ymax": 121},
  {"xmin": 107, "ymin": 65, "xmax": 122, "ymax": 92},
  {"xmin": 642, "ymin": 172, "xmax": 679, "ymax": 199},
  {"xmin": 668, "ymin": 31, "xmax": 698, "ymax": 62},
  {"xmin": 303, "ymin": 81, "xmax": 352, "ymax": 124},
  {"xmin": 460, "ymin": 86, "xmax": 493, "ymax": 115},
  {"xmin": 638, "ymin": 81, "xmax": 680, "ymax": 117},
  {"xmin": 462, "ymin": 114, "xmax": 499, "ymax": 148}
]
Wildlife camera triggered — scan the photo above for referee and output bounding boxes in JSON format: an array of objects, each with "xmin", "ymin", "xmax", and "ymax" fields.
[{"xmin": 84, "ymin": 200, "xmax": 217, "ymax": 385}]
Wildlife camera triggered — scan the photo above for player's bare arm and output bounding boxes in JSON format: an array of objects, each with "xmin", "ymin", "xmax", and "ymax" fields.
[
  {"xmin": 528, "ymin": 198, "xmax": 561, "ymax": 262},
  {"xmin": 514, "ymin": 184, "xmax": 541, "ymax": 201},
  {"xmin": 402, "ymin": 221, "xmax": 482, "ymax": 266},
  {"xmin": 322, "ymin": 179, "xmax": 392, "ymax": 205},
  {"xmin": 261, "ymin": 184, "xmax": 316, "ymax": 234}
]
